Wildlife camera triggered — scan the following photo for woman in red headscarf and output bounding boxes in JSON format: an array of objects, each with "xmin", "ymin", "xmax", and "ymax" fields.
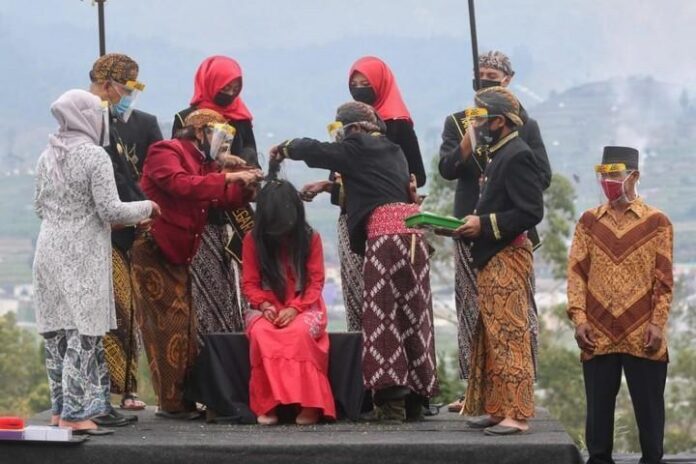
[
  {"xmin": 348, "ymin": 56, "xmax": 425, "ymax": 186},
  {"xmin": 172, "ymin": 56, "xmax": 259, "ymax": 348}
]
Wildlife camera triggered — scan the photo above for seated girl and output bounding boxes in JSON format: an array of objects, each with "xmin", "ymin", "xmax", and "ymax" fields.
[{"xmin": 241, "ymin": 179, "xmax": 336, "ymax": 425}]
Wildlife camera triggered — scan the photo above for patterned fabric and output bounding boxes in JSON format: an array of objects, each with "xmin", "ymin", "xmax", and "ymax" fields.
[
  {"xmin": 361, "ymin": 233, "xmax": 439, "ymax": 398},
  {"xmin": 90, "ymin": 53, "xmax": 139, "ymax": 84},
  {"xmin": 365, "ymin": 203, "xmax": 422, "ymax": 238},
  {"xmin": 567, "ymin": 198, "xmax": 673, "ymax": 362},
  {"xmin": 337, "ymin": 214, "xmax": 364, "ymax": 332},
  {"xmin": 454, "ymin": 240, "xmax": 480, "ymax": 379},
  {"xmin": 33, "ymin": 143, "xmax": 152, "ymax": 336},
  {"xmin": 104, "ymin": 248, "xmax": 139, "ymax": 395},
  {"xmin": 462, "ymin": 242, "xmax": 536, "ymax": 421},
  {"xmin": 44, "ymin": 329, "xmax": 110, "ymax": 421},
  {"xmin": 183, "ymin": 108, "xmax": 226, "ymax": 128},
  {"xmin": 132, "ymin": 235, "xmax": 198, "ymax": 412},
  {"xmin": 191, "ymin": 223, "xmax": 246, "ymax": 347},
  {"xmin": 478, "ymin": 50, "xmax": 514, "ymax": 77},
  {"xmin": 335, "ymin": 101, "xmax": 384, "ymax": 133},
  {"xmin": 474, "ymin": 86, "xmax": 523, "ymax": 128}
]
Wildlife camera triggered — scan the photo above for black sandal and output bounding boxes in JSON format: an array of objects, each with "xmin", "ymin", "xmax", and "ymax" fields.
[
  {"xmin": 155, "ymin": 410, "xmax": 202, "ymax": 421},
  {"xmin": 72, "ymin": 427, "xmax": 114, "ymax": 436}
]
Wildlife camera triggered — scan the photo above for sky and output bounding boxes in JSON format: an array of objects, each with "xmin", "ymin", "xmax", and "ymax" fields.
[
  {"xmin": 1, "ymin": 0, "xmax": 695, "ymax": 153},
  {"xmin": 6, "ymin": 0, "xmax": 693, "ymax": 79}
]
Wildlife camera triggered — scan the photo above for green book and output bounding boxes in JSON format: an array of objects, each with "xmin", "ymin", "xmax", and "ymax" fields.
[{"xmin": 405, "ymin": 212, "xmax": 466, "ymax": 231}]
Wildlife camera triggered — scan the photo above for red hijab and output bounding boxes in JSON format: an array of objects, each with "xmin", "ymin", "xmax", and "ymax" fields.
[
  {"xmin": 190, "ymin": 56, "xmax": 253, "ymax": 122},
  {"xmin": 349, "ymin": 56, "xmax": 411, "ymax": 122}
]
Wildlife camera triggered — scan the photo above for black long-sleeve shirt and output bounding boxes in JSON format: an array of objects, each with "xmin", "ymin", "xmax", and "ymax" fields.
[
  {"xmin": 438, "ymin": 107, "xmax": 551, "ymax": 218},
  {"xmin": 107, "ymin": 109, "xmax": 163, "ymax": 252},
  {"xmin": 385, "ymin": 119, "xmax": 426, "ymax": 187},
  {"xmin": 284, "ymin": 133, "xmax": 410, "ymax": 255},
  {"xmin": 469, "ymin": 133, "xmax": 544, "ymax": 268},
  {"xmin": 328, "ymin": 118, "xmax": 425, "ymax": 210}
]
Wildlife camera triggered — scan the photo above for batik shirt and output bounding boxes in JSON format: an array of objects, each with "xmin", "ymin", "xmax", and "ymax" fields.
[{"xmin": 567, "ymin": 198, "xmax": 673, "ymax": 361}]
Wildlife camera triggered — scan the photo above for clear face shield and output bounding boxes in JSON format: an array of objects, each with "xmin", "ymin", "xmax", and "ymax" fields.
[
  {"xmin": 327, "ymin": 120, "xmax": 360, "ymax": 142},
  {"xmin": 465, "ymin": 107, "xmax": 490, "ymax": 151},
  {"xmin": 110, "ymin": 80, "xmax": 145, "ymax": 123},
  {"xmin": 595, "ymin": 163, "xmax": 636, "ymax": 204},
  {"xmin": 98, "ymin": 100, "xmax": 110, "ymax": 147},
  {"xmin": 206, "ymin": 123, "xmax": 237, "ymax": 161},
  {"xmin": 464, "ymin": 107, "xmax": 496, "ymax": 168},
  {"xmin": 327, "ymin": 121, "xmax": 345, "ymax": 142}
]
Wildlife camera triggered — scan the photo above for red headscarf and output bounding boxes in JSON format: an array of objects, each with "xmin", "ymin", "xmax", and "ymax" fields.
[
  {"xmin": 349, "ymin": 56, "xmax": 411, "ymax": 122},
  {"xmin": 190, "ymin": 56, "xmax": 253, "ymax": 122}
]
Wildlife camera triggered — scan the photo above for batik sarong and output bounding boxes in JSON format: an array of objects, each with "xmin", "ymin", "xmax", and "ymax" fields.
[
  {"xmin": 462, "ymin": 241, "xmax": 536, "ymax": 420},
  {"xmin": 337, "ymin": 213, "xmax": 364, "ymax": 331},
  {"xmin": 361, "ymin": 203, "xmax": 439, "ymax": 398},
  {"xmin": 190, "ymin": 223, "xmax": 245, "ymax": 347},
  {"xmin": 131, "ymin": 234, "xmax": 198, "ymax": 413},
  {"xmin": 454, "ymin": 239, "xmax": 480, "ymax": 379},
  {"xmin": 104, "ymin": 247, "xmax": 139, "ymax": 395}
]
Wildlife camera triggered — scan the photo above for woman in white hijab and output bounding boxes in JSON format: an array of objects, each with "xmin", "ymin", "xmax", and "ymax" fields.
[{"xmin": 33, "ymin": 89, "xmax": 158, "ymax": 435}]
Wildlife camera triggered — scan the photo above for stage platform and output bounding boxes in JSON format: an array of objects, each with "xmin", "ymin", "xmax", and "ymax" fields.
[{"xmin": 2, "ymin": 407, "xmax": 584, "ymax": 464}]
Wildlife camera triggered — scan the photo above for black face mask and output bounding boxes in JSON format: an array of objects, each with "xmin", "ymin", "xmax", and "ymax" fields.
[
  {"xmin": 475, "ymin": 119, "xmax": 504, "ymax": 146},
  {"xmin": 350, "ymin": 86, "xmax": 377, "ymax": 105},
  {"xmin": 213, "ymin": 92, "xmax": 236, "ymax": 107},
  {"xmin": 472, "ymin": 78, "xmax": 503, "ymax": 91}
]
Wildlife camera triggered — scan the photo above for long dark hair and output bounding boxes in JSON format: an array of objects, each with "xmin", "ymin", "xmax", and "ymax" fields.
[{"xmin": 252, "ymin": 179, "xmax": 313, "ymax": 302}]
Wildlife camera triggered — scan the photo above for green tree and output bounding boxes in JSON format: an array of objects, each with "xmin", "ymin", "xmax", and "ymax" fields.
[
  {"xmin": 0, "ymin": 313, "xmax": 49, "ymax": 416},
  {"xmin": 539, "ymin": 174, "xmax": 576, "ymax": 279}
]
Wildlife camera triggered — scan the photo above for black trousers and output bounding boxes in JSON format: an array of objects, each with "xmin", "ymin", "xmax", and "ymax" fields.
[{"xmin": 583, "ymin": 353, "xmax": 667, "ymax": 464}]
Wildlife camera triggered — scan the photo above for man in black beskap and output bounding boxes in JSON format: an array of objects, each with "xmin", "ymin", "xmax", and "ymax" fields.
[
  {"xmin": 88, "ymin": 53, "xmax": 163, "ymax": 427},
  {"xmin": 439, "ymin": 50, "xmax": 550, "ymax": 413},
  {"xmin": 453, "ymin": 86, "xmax": 544, "ymax": 435}
]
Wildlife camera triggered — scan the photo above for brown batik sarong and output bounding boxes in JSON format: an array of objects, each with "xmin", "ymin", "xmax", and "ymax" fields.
[
  {"xmin": 104, "ymin": 247, "xmax": 139, "ymax": 395},
  {"xmin": 190, "ymin": 223, "xmax": 245, "ymax": 347},
  {"xmin": 131, "ymin": 234, "xmax": 198, "ymax": 413},
  {"xmin": 361, "ymin": 204, "xmax": 439, "ymax": 398},
  {"xmin": 454, "ymin": 239, "xmax": 480, "ymax": 380},
  {"xmin": 337, "ymin": 213, "xmax": 365, "ymax": 332},
  {"xmin": 462, "ymin": 242, "xmax": 536, "ymax": 420}
]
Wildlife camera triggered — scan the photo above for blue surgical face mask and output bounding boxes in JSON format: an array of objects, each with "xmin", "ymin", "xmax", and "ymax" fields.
[{"xmin": 113, "ymin": 94, "xmax": 134, "ymax": 121}]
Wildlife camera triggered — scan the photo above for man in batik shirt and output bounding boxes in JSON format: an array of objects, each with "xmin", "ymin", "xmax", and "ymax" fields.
[{"xmin": 567, "ymin": 146, "xmax": 673, "ymax": 464}]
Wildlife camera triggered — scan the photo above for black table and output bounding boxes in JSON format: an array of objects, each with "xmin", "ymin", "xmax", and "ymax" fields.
[{"xmin": 186, "ymin": 332, "xmax": 365, "ymax": 421}]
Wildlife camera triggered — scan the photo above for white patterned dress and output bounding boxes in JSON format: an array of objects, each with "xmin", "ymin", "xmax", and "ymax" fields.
[{"xmin": 33, "ymin": 143, "xmax": 152, "ymax": 337}]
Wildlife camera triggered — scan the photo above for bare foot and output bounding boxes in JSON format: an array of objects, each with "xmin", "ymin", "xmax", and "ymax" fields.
[
  {"xmin": 257, "ymin": 409, "xmax": 278, "ymax": 426},
  {"xmin": 50, "ymin": 414, "xmax": 60, "ymax": 426},
  {"xmin": 296, "ymin": 407, "xmax": 321, "ymax": 425},
  {"xmin": 121, "ymin": 396, "xmax": 146, "ymax": 410},
  {"xmin": 498, "ymin": 417, "xmax": 529, "ymax": 431},
  {"xmin": 58, "ymin": 419, "xmax": 99, "ymax": 431}
]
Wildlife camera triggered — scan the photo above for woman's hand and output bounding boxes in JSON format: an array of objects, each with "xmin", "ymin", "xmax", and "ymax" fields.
[
  {"xmin": 136, "ymin": 218, "xmax": 153, "ymax": 232},
  {"xmin": 260, "ymin": 302, "xmax": 277, "ymax": 323},
  {"xmin": 218, "ymin": 154, "xmax": 247, "ymax": 171},
  {"xmin": 225, "ymin": 169, "xmax": 264, "ymax": 186},
  {"xmin": 274, "ymin": 307, "xmax": 299, "ymax": 327},
  {"xmin": 300, "ymin": 180, "xmax": 333, "ymax": 202},
  {"xmin": 269, "ymin": 144, "xmax": 286, "ymax": 162},
  {"xmin": 149, "ymin": 201, "xmax": 161, "ymax": 218}
]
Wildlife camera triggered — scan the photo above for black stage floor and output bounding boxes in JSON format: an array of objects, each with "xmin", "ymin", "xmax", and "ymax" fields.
[
  {"xmin": 7, "ymin": 409, "xmax": 696, "ymax": 464},
  {"xmin": 2, "ymin": 407, "xmax": 584, "ymax": 464}
]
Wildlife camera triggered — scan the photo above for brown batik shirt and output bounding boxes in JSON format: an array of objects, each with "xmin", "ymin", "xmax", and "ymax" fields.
[{"xmin": 567, "ymin": 198, "xmax": 673, "ymax": 362}]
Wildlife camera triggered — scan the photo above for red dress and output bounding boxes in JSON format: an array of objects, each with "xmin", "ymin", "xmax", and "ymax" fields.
[{"xmin": 241, "ymin": 232, "xmax": 336, "ymax": 419}]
